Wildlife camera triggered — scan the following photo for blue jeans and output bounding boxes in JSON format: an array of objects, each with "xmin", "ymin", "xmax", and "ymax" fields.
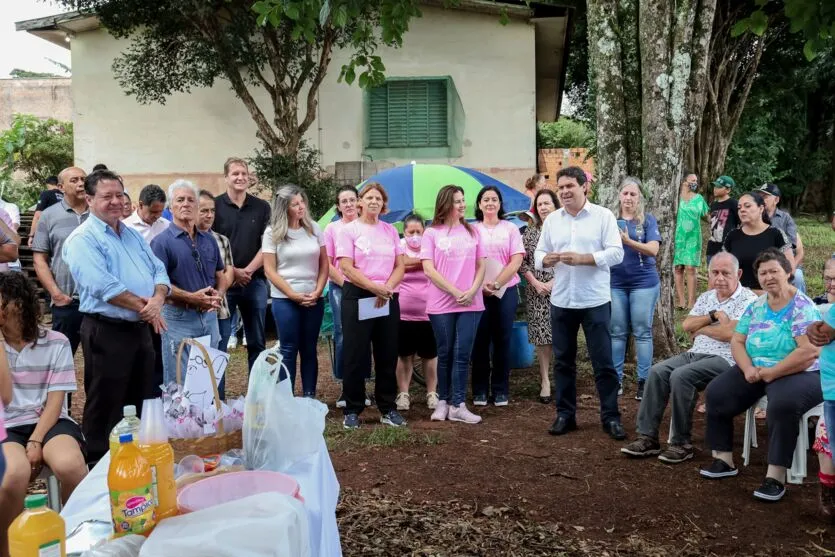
[
  {"xmin": 160, "ymin": 306, "xmax": 220, "ymax": 385},
  {"xmin": 793, "ymin": 267, "xmax": 807, "ymax": 294},
  {"xmin": 271, "ymin": 297, "xmax": 325, "ymax": 395},
  {"xmin": 429, "ymin": 311, "xmax": 482, "ymax": 406},
  {"xmin": 610, "ymin": 284, "xmax": 661, "ymax": 382},
  {"xmin": 217, "ymin": 317, "xmax": 232, "ymax": 353},
  {"xmin": 226, "ymin": 278, "xmax": 268, "ymax": 371},
  {"xmin": 329, "ymin": 282, "xmax": 370, "ymax": 382},
  {"xmin": 472, "ymin": 288, "xmax": 518, "ymax": 398},
  {"xmin": 328, "ymin": 283, "xmax": 345, "ymax": 380},
  {"xmin": 826, "ymin": 400, "xmax": 835, "ymax": 465}
]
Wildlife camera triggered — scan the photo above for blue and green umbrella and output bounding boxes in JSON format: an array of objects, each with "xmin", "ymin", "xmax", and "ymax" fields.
[{"xmin": 317, "ymin": 163, "xmax": 531, "ymax": 228}]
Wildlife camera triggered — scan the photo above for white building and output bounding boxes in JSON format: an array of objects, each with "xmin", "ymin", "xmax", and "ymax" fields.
[{"xmin": 17, "ymin": 2, "xmax": 570, "ymax": 197}]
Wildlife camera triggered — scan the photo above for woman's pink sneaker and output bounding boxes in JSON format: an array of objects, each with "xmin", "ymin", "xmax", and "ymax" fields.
[
  {"xmin": 448, "ymin": 403, "xmax": 482, "ymax": 424},
  {"xmin": 430, "ymin": 400, "xmax": 449, "ymax": 421}
]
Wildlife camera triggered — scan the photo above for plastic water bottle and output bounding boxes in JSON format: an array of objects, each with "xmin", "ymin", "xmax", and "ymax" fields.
[{"xmin": 109, "ymin": 405, "xmax": 141, "ymax": 455}]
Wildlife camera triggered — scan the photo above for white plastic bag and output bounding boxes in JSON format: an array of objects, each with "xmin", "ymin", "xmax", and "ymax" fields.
[
  {"xmin": 243, "ymin": 348, "xmax": 328, "ymax": 472},
  {"xmin": 139, "ymin": 492, "xmax": 310, "ymax": 557},
  {"xmin": 81, "ymin": 535, "xmax": 145, "ymax": 557}
]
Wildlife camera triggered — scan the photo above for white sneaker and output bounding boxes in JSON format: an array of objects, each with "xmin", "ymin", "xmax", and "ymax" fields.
[
  {"xmin": 227, "ymin": 337, "xmax": 238, "ymax": 350},
  {"xmin": 430, "ymin": 400, "xmax": 448, "ymax": 421},
  {"xmin": 242, "ymin": 335, "xmax": 248, "ymax": 347},
  {"xmin": 426, "ymin": 392, "xmax": 439, "ymax": 410},
  {"xmin": 395, "ymin": 392, "xmax": 410, "ymax": 411},
  {"xmin": 448, "ymin": 403, "xmax": 482, "ymax": 424}
]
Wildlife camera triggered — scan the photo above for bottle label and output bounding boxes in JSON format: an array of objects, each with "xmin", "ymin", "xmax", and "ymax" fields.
[
  {"xmin": 110, "ymin": 485, "xmax": 156, "ymax": 536},
  {"xmin": 150, "ymin": 465, "xmax": 159, "ymax": 506},
  {"xmin": 39, "ymin": 540, "xmax": 61, "ymax": 557}
]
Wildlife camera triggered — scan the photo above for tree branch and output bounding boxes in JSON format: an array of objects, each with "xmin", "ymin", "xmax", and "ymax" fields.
[{"xmin": 297, "ymin": 28, "xmax": 335, "ymax": 136}]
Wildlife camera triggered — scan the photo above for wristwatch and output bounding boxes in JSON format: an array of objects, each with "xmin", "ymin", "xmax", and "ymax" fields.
[
  {"xmin": 709, "ymin": 310, "xmax": 718, "ymax": 323},
  {"xmin": 493, "ymin": 281, "xmax": 501, "ymax": 291}
]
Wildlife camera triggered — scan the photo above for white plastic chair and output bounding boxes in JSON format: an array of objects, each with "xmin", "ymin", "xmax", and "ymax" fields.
[{"xmin": 742, "ymin": 396, "xmax": 824, "ymax": 485}]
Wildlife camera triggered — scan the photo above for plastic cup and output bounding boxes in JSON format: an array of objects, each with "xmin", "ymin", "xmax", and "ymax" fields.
[{"xmin": 178, "ymin": 455, "xmax": 205, "ymax": 475}]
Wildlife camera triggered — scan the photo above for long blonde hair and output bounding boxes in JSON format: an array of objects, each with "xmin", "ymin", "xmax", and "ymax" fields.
[
  {"xmin": 613, "ymin": 176, "xmax": 646, "ymax": 225},
  {"xmin": 270, "ymin": 185, "xmax": 315, "ymax": 244}
]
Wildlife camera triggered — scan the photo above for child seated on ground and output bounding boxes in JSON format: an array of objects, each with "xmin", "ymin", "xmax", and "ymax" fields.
[{"xmin": 0, "ymin": 273, "xmax": 88, "ymax": 557}]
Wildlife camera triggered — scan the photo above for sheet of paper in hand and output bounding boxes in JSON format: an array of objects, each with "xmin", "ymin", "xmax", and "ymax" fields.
[
  {"xmin": 484, "ymin": 259, "xmax": 508, "ymax": 299},
  {"xmin": 182, "ymin": 335, "xmax": 229, "ymax": 419}
]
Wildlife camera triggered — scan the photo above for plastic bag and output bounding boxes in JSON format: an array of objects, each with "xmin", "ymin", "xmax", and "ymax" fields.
[
  {"xmin": 138, "ymin": 492, "xmax": 310, "ymax": 557},
  {"xmin": 80, "ymin": 535, "xmax": 145, "ymax": 557},
  {"xmin": 243, "ymin": 348, "xmax": 328, "ymax": 472}
]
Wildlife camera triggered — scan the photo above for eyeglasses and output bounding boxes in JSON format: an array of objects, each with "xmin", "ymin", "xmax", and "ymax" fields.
[{"xmin": 825, "ymin": 277, "xmax": 835, "ymax": 284}]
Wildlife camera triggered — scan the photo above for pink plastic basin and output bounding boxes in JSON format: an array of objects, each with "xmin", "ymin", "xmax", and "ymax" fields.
[{"xmin": 177, "ymin": 470, "xmax": 304, "ymax": 514}]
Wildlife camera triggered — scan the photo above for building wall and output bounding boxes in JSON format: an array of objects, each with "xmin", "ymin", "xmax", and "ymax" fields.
[
  {"xmin": 70, "ymin": 7, "xmax": 537, "ymax": 195},
  {"xmin": 537, "ymin": 148, "xmax": 595, "ymax": 187},
  {"xmin": 0, "ymin": 78, "xmax": 72, "ymax": 129}
]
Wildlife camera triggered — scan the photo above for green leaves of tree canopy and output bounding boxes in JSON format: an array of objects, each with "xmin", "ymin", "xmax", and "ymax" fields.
[{"xmin": 734, "ymin": 0, "xmax": 834, "ymax": 60}]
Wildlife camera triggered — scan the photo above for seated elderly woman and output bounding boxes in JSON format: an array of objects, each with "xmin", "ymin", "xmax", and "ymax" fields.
[
  {"xmin": 0, "ymin": 273, "xmax": 88, "ymax": 555},
  {"xmin": 699, "ymin": 247, "xmax": 822, "ymax": 503}
]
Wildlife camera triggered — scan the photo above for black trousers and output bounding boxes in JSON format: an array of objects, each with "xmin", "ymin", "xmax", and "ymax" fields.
[
  {"xmin": 551, "ymin": 303, "xmax": 621, "ymax": 424},
  {"xmin": 151, "ymin": 330, "xmax": 164, "ymax": 396},
  {"xmin": 51, "ymin": 302, "xmax": 83, "ymax": 355},
  {"xmin": 705, "ymin": 366, "xmax": 823, "ymax": 468},
  {"xmin": 341, "ymin": 284, "xmax": 399, "ymax": 416},
  {"xmin": 80, "ymin": 314, "xmax": 155, "ymax": 462}
]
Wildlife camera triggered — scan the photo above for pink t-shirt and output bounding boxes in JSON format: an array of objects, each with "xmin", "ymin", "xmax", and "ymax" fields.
[
  {"xmin": 335, "ymin": 220, "xmax": 403, "ymax": 288},
  {"xmin": 323, "ymin": 219, "xmax": 348, "ymax": 283},
  {"xmin": 399, "ymin": 239, "xmax": 429, "ymax": 321},
  {"xmin": 475, "ymin": 220, "xmax": 525, "ymax": 288},
  {"xmin": 420, "ymin": 224, "xmax": 486, "ymax": 314}
]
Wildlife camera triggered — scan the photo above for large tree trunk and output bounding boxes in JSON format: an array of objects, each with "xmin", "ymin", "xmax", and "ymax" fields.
[
  {"xmin": 691, "ymin": 0, "xmax": 770, "ymax": 188},
  {"xmin": 589, "ymin": 0, "xmax": 716, "ymax": 358}
]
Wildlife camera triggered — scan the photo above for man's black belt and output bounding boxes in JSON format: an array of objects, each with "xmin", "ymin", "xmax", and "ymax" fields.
[{"xmin": 83, "ymin": 313, "xmax": 148, "ymax": 328}]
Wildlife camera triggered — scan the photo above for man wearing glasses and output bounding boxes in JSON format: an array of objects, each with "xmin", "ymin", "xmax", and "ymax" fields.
[
  {"xmin": 64, "ymin": 169, "xmax": 170, "ymax": 463},
  {"xmin": 151, "ymin": 180, "xmax": 227, "ymax": 385}
]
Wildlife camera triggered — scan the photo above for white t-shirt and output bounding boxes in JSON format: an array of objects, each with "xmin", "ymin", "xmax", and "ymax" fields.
[{"xmin": 262, "ymin": 222, "xmax": 325, "ymax": 299}]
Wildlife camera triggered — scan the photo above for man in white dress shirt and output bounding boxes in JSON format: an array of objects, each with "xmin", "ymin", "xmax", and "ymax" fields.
[
  {"xmin": 535, "ymin": 166, "xmax": 626, "ymax": 440},
  {"xmin": 123, "ymin": 184, "xmax": 170, "ymax": 243}
]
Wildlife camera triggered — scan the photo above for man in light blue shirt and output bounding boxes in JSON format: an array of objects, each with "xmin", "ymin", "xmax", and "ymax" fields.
[{"xmin": 63, "ymin": 169, "xmax": 170, "ymax": 463}]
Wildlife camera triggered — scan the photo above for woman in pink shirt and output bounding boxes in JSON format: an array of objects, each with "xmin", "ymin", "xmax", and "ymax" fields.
[
  {"xmin": 421, "ymin": 185, "xmax": 487, "ymax": 424},
  {"xmin": 395, "ymin": 214, "xmax": 438, "ymax": 412},
  {"xmin": 336, "ymin": 183, "xmax": 406, "ymax": 430},
  {"xmin": 472, "ymin": 186, "xmax": 525, "ymax": 406}
]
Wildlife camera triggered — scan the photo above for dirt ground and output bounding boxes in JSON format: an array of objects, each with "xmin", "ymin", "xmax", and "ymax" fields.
[{"xmin": 68, "ymin": 342, "xmax": 835, "ymax": 556}]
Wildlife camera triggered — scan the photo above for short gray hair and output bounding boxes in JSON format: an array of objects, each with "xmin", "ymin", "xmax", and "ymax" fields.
[
  {"xmin": 710, "ymin": 251, "xmax": 740, "ymax": 273},
  {"xmin": 167, "ymin": 179, "xmax": 200, "ymax": 202}
]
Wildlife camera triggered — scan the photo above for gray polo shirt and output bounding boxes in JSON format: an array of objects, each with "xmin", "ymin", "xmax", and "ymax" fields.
[
  {"xmin": 770, "ymin": 208, "xmax": 798, "ymax": 249},
  {"xmin": 32, "ymin": 199, "xmax": 90, "ymax": 300}
]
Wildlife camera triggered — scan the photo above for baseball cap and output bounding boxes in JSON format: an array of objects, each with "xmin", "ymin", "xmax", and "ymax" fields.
[
  {"xmin": 758, "ymin": 183, "xmax": 781, "ymax": 197},
  {"xmin": 711, "ymin": 176, "xmax": 735, "ymax": 189}
]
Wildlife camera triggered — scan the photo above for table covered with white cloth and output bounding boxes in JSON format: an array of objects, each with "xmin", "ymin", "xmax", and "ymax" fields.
[{"xmin": 61, "ymin": 441, "xmax": 342, "ymax": 557}]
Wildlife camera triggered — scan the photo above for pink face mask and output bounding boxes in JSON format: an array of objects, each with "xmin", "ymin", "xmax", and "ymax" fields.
[{"xmin": 405, "ymin": 235, "xmax": 422, "ymax": 249}]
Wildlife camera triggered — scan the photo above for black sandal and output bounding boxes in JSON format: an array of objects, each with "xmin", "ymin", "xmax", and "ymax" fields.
[{"xmin": 538, "ymin": 395, "xmax": 552, "ymax": 404}]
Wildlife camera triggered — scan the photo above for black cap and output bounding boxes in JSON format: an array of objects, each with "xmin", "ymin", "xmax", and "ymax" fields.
[{"xmin": 758, "ymin": 183, "xmax": 781, "ymax": 197}]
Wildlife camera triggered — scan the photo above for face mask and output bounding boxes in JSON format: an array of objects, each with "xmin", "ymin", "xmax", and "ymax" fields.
[
  {"xmin": 688, "ymin": 182, "xmax": 699, "ymax": 192},
  {"xmin": 405, "ymin": 235, "xmax": 422, "ymax": 249}
]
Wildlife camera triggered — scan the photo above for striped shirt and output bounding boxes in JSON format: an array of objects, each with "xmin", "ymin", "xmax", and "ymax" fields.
[
  {"xmin": 212, "ymin": 231, "xmax": 234, "ymax": 320},
  {"xmin": 5, "ymin": 329, "xmax": 77, "ymax": 429}
]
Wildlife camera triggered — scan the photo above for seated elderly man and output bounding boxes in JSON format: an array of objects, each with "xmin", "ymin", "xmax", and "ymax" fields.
[
  {"xmin": 150, "ymin": 180, "xmax": 227, "ymax": 384},
  {"xmin": 700, "ymin": 247, "xmax": 822, "ymax": 503},
  {"xmin": 813, "ymin": 258, "xmax": 835, "ymax": 312},
  {"xmin": 621, "ymin": 252, "xmax": 757, "ymax": 463}
]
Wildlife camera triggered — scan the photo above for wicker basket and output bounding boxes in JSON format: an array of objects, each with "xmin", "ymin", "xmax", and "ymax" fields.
[{"xmin": 168, "ymin": 338, "xmax": 243, "ymax": 461}]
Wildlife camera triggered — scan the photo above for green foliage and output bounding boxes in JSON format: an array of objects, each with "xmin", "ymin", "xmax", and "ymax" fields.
[
  {"xmin": 9, "ymin": 69, "xmax": 62, "ymax": 79},
  {"xmin": 248, "ymin": 140, "xmax": 336, "ymax": 219},
  {"xmin": 735, "ymin": 0, "xmax": 835, "ymax": 60},
  {"xmin": 536, "ymin": 119, "xmax": 592, "ymax": 149},
  {"xmin": 0, "ymin": 114, "xmax": 74, "ymax": 209},
  {"xmin": 725, "ymin": 36, "xmax": 834, "ymax": 206}
]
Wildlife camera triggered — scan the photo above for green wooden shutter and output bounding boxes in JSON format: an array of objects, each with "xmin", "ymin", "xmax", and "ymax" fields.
[{"xmin": 368, "ymin": 79, "xmax": 448, "ymax": 148}]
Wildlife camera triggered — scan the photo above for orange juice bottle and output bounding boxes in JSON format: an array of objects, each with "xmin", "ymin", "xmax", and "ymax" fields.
[
  {"xmin": 8, "ymin": 494, "xmax": 65, "ymax": 557},
  {"xmin": 138, "ymin": 442, "xmax": 177, "ymax": 520},
  {"xmin": 108, "ymin": 434, "xmax": 156, "ymax": 537}
]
